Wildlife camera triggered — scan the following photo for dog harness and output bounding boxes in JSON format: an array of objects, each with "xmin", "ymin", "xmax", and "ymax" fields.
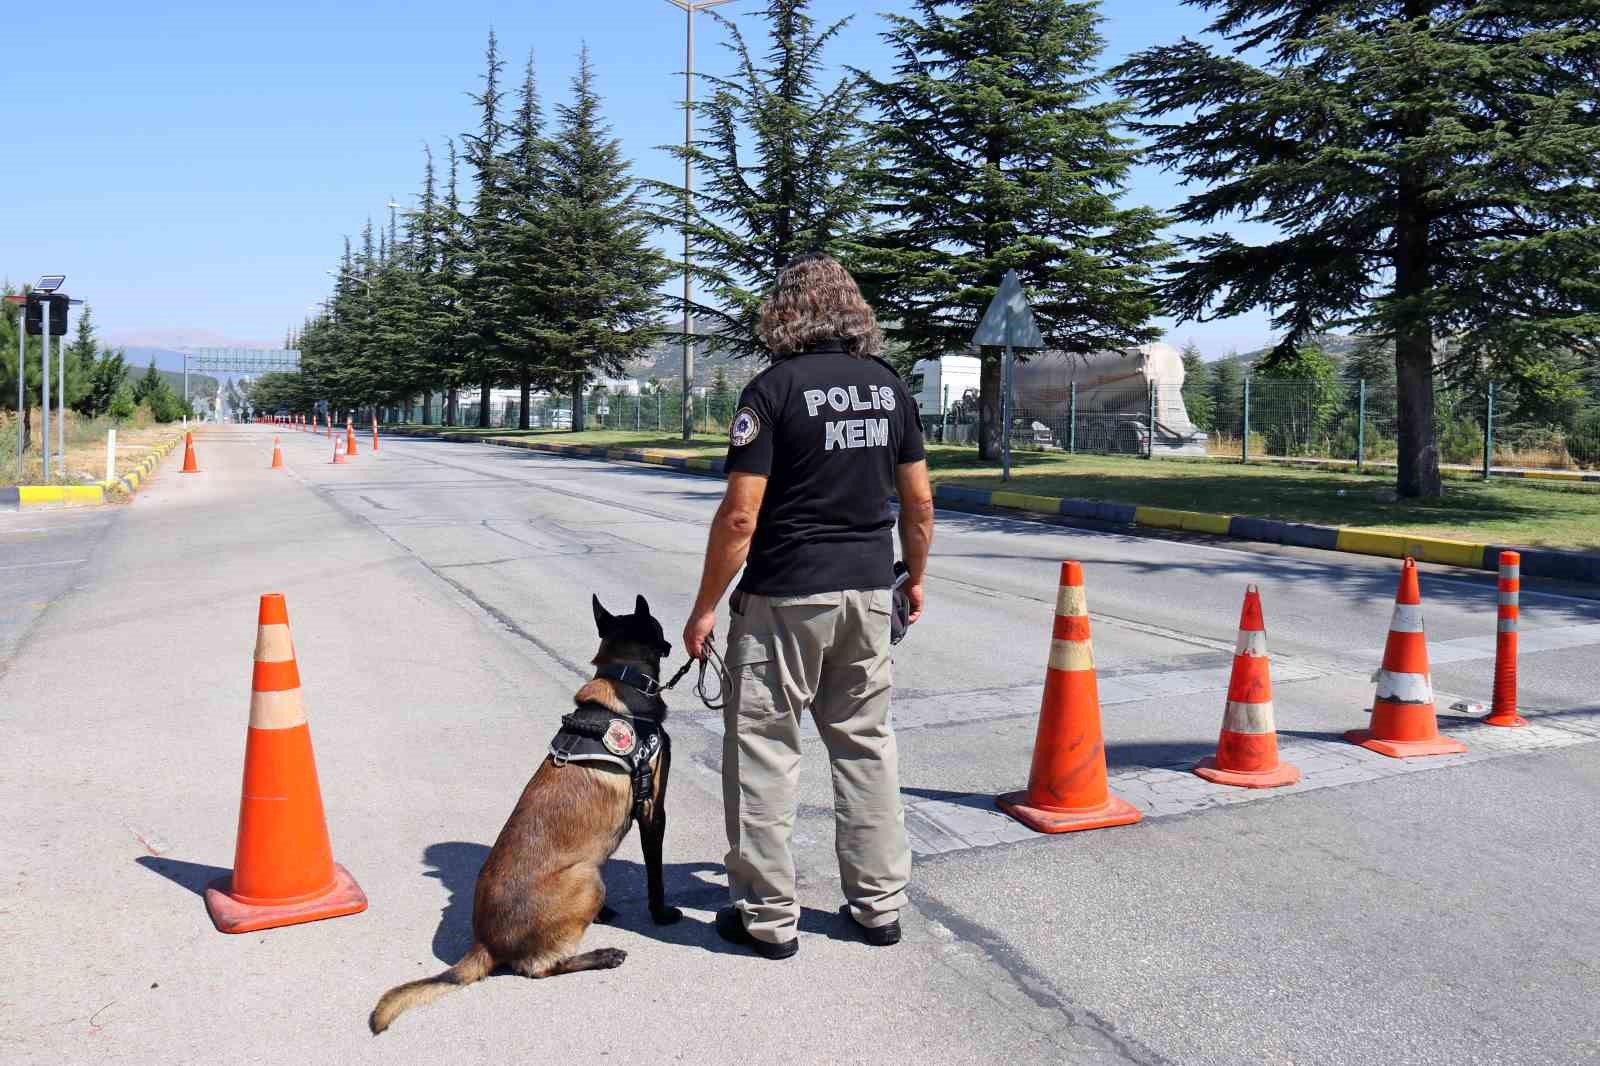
[{"xmin": 548, "ymin": 665, "xmax": 666, "ymax": 820}]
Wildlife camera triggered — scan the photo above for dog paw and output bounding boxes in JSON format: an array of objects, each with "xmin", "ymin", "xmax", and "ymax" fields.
[
  {"xmin": 595, "ymin": 948, "xmax": 627, "ymax": 969},
  {"xmin": 650, "ymin": 906, "xmax": 684, "ymax": 926},
  {"xmin": 595, "ymin": 905, "xmax": 619, "ymax": 924}
]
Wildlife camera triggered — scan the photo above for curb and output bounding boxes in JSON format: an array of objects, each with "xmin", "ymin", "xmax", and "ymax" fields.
[
  {"xmin": 385, "ymin": 429, "xmax": 1600, "ymax": 586},
  {"xmin": 0, "ymin": 430, "xmax": 191, "ymax": 512}
]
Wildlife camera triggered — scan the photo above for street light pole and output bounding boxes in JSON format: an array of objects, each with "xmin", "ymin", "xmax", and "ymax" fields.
[{"xmin": 664, "ymin": 0, "xmax": 732, "ymax": 442}]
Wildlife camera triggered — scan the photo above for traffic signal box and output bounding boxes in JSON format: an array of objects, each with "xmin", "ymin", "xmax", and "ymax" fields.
[{"xmin": 24, "ymin": 293, "xmax": 68, "ymax": 336}]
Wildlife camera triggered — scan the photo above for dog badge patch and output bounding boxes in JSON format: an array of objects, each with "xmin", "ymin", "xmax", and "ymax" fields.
[
  {"xmin": 603, "ymin": 719, "xmax": 638, "ymax": 757},
  {"xmin": 730, "ymin": 407, "xmax": 760, "ymax": 448}
]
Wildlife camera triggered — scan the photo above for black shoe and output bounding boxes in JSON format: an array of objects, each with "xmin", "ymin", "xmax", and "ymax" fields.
[
  {"xmin": 715, "ymin": 907, "xmax": 798, "ymax": 960},
  {"xmin": 840, "ymin": 905, "xmax": 901, "ymax": 946}
]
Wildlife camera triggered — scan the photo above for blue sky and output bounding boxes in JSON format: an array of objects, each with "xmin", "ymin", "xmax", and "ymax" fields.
[{"xmin": 2, "ymin": 0, "xmax": 1274, "ymax": 357}]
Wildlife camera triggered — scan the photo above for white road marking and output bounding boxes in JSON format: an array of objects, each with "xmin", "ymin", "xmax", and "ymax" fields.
[{"xmin": 0, "ymin": 557, "xmax": 88, "ymax": 572}]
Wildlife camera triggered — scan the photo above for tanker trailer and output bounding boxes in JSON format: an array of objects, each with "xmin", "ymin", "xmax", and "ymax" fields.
[{"xmin": 1006, "ymin": 341, "xmax": 1209, "ymax": 456}]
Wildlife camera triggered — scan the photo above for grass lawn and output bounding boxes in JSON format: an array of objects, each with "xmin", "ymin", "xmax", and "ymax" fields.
[{"xmin": 393, "ymin": 426, "xmax": 1599, "ymax": 551}]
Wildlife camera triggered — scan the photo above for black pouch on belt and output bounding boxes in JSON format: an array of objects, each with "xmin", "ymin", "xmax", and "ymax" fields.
[{"xmin": 891, "ymin": 561, "xmax": 913, "ymax": 645}]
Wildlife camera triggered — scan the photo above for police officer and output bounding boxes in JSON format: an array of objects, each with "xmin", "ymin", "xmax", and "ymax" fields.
[{"xmin": 683, "ymin": 253, "xmax": 935, "ymax": 959}]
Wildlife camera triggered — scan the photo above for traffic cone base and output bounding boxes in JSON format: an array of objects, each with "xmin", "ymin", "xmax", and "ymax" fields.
[
  {"xmin": 1344, "ymin": 728, "xmax": 1466, "ymax": 759},
  {"xmin": 996, "ymin": 790, "xmax": 1141, "ymax": 834},
  {"xmin": 204, "ymin": 862, "xmax": 366, "ymax": 934},
  {"xmin": 1194, "ymin": 755, "xmax": 1301, "ymax": 789},
  {"xmin": 1482, "ymin": 711, "xmax": 1528, "ymax": 729}
]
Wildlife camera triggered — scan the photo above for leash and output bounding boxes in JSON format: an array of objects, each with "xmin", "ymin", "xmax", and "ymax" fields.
[{"xmin": 660, "ymin": 633, "xmax": 729, "ymax": 712}]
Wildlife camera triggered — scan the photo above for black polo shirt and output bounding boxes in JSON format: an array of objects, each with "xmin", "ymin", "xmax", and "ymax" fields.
[{"xmin": 725, "ymin": 340, "xmax": 926, "ymax": 597}]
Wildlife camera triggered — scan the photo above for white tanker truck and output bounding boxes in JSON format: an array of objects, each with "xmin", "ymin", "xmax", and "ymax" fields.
[{"xmin": 914, "ymin": 342, "xmax": 1210, "ymax": 456}]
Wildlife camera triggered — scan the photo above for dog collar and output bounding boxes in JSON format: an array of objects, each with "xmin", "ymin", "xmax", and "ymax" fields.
[{"xmin": 595, "ymin": 663, "xmax": 662, "ymax": 698}]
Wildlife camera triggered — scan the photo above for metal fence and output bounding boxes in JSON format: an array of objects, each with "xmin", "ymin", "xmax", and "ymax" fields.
[
  {"xmin": 392, "ymin": 390, "xmax": 743, "ymax": 437},
  {"xmin": 930, "ymin": 378, "xmax": 1600, "ymax": 475}
]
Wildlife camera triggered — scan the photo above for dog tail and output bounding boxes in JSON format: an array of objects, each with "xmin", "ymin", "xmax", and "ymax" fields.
[{"xmin": 369, "ymin": 942, "xmax": 494, "ymax": 1035}]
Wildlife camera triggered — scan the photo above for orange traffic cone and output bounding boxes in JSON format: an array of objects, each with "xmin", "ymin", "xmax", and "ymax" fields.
[
  {"xmin": 1346, "ymin": 557, "xmax": 1467, "ymax": 758},
  {"xmin": 345, "ymin": 419, "xmax": 359, "ymax": 457},
  {"xmin": 331, "ymin": 436, "xmax": 348, "ymax": 465},
  {"xmin": 204, "ymin": 594, "xmax": 366, "ymax": 933},
  {"xmin": 997, "ymin": 562, "xmax": 1142, "ymax": 833},
  {"xmin": 180, "ymin": 432, "xmax": 200, "ymax": 474},
  {"xmin": 371, "ymin": 415, "xmax": 379, "ymax": 453},
  {"xmin": 1194, "ymin": 586, "xmax": 1300, "ymax": 788},
  {"xmin": 270, "ymin": 436, "xmax": 285, "ymax": 470},
  {"xmin": 1485, "ymin": 551, "xmax": 1527, "ymax": 727}
]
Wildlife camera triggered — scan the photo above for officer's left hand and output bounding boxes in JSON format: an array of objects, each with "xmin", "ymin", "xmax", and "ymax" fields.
[{"xmin": 683, "ymin": 609, "xmax": 716, "ymax": 661}]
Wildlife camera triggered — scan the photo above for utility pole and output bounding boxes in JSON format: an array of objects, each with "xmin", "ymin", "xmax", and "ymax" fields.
[{"xmin": 662, "ymin": 0, "xmax": 732, "ymax": 442}]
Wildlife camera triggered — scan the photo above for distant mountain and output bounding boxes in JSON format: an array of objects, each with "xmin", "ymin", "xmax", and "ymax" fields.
[{"xmin": 1221, "ymin": 333, "xmax": 1367, "ymax": 367}]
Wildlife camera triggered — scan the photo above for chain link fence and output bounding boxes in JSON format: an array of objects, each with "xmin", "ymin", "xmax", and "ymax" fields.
[
  {"xmin": 931, "ymin": 375, "xmax": 1600, "ymax": 475},
  {"xmin": 391, "ymin": 389, "xmax": 744, "ymax": 437}
]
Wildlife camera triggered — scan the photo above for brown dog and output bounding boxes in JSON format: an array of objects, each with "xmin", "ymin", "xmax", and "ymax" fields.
[{"xmin": 370, "ymin": 594, "xmax": 683, "ymax": 1034}]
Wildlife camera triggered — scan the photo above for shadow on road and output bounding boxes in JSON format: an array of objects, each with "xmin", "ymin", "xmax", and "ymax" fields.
[
  {"xmin": 135, "ymin": 855, "xmax": 229, "ymax": 897},
  {"xmin": 421, "ymin": 841, "xmax": 858, "ymax": 962}
]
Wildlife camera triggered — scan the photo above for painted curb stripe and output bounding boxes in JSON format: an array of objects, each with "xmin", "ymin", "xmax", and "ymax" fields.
[{"xmin": 401, "ymin": 435, "xmax": 1599, "ymax": 586}]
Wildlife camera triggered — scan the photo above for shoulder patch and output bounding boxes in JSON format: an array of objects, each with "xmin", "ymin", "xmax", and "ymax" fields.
[
  {"xmin": 602, "ymin": 719, "xmax": 638, "ymax": 756},
  {"xmin": 730, "ymin": 407, "xmax": 761, "ymax": 448}
]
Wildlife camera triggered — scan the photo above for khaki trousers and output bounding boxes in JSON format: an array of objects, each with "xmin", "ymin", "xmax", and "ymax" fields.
[{"xmin": 722, "ymin": 588, "xmax": 911, "ymax": 945}]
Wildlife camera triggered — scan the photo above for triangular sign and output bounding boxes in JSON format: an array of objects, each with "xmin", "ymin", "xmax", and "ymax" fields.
[{"xmin": 972, "ymin": 270, "xmax": 1045, "ymax": 349}]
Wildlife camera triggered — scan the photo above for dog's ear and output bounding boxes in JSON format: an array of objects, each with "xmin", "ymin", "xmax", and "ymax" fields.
[
  {"xmin": 593, "ymin": 595, "xmax": 613, "ymax": 636},
  {"xmin": 635, "ymin": 594, "xmax": 651, "ymax": 620}
]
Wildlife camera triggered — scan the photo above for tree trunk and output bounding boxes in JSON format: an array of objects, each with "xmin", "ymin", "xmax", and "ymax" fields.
[
  {"xmin": 519, "ymin": 365, "xmax": 531, "ymax": 430},
  {"xmin": 1392, "ymin": 87, "xmax": 1442, "ymax": 498},
  {"xmin": 977, "ymin": 353, "xmax": 1001, "ymax": 461},
  {"xmin": 478, "ymin": 380, "xmax": 492, "ymax": 428},
  {"xmin": 446, "ymin": 388, "xmax": 458, "ymax": 426},
  {"xmin": 21, "ymin": 404, "xmax": 31, "ymax": 455},
  {"xmin": 572, "ymin": 374, "xmax": 585, "ymax": 433},
  {"xmin": 421, "ymin": 393, "xmax": 432, "ymax": 426}
]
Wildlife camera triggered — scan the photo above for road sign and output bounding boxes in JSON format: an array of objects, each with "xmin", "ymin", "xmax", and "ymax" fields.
[{"xmin": 972, "ymin": 270, "xmax": 1044, "ymax": 350}]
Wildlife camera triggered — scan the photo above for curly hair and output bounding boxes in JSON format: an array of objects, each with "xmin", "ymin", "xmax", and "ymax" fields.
[{"xmin": 756, "ymin": 253, "xmax": 883, "ymax": 359}]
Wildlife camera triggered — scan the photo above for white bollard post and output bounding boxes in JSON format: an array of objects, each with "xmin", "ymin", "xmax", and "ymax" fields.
[{"xmin": 105, "ymin": 428, "xmax": 116, "ymax": 482}]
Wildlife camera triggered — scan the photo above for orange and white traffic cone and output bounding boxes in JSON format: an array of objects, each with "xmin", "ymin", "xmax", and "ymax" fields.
[
  {"xmin": 371, "ymin": 414, "xmax": 379, "ymax": 453},
  {"xmin": 204, "ymin": 594, "xmax": 367, "ymax": 933},
  {"xmin": 331, "ymin": 436, "xmax": 348, "ymax": 465},
  {"xmin": 1484, "ymin": 551, "xmax": 1527, "ymax": 727},
  {"xmin": 997, "ymin": 562, "xmax": 1142, "ymax": 833},
  {"xmin": 180, "ymin": 432, "xmax": 200, "ymax": 474},
  {"xmin": 345, "ymin": 419, "xmax": 359, "ymax": 457},
  {"xmin": 1194, "ymin": 586, "xmax": 1300, "ymax": 788},
  {"xmin": 270, "ymin": 436, "xmax": 285, "ymax": 470},
  {"xmin": 1346, "ymin": 557, "xmax": 1467, "ymax": 758}
]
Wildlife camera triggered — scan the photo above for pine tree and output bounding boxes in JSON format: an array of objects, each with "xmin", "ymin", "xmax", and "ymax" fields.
[
  {"xmin": 1, "ymin": 289, "xmax": 46, "ymax": 454},
  {"xmin": 863, "ymin": 0, "xmax": 1170, "ymax": 459},
  {"xmin": 1210, "ymin": 355, "xmax": 1245, "ymax": 438},
  {"xmin": 1117, "ymin": 2, "xmax": 1600, "ymax": 497},
  {"xmin": 460, "ymin": 31, "xmax": 518, "ymax": 427},
  {"xmin": 503, "ymin": 50, "xmax": 555, "ymax": 429},
  {"xmin": 1180, "ymin": 340, "xmax": 1214, "ymax": 431},
  {"xmin": 653, "ymin": 0, "xmax": 879, "ymax": 360},
  {"xmin": 531, "ymin": 48, "xmax": 669, "ymax": 431}
]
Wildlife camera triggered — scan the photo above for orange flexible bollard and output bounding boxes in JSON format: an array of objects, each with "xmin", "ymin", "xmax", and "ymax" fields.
[{"xmin": 1484, "ymin": 551, "xmax": 1527, "ymax": 727}]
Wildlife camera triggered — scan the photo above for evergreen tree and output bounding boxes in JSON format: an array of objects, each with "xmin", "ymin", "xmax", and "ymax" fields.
[
  {"xmin": 1117, "ymin": 2, "xmax": 1600, "ymax": 497},
  {"xmin": 460, "ymin": 31, "xmax": 518, "ymax": 427},
  {"xmin": 863, "ymin": 0, "xmax": 1170, "ymax": 459},
  {"xmin": 531, "ymin": 49, "xmax": 669, "ymax": 431},
  {"xmin": 1210, "ymin": 355, "xmax": 1245, "ymax": 437},
  {"xmin": 1, "ymin": 290, "xmax": 46, "ymax": 454},
  {"xmin": 63, "ymin": 304, "xmax": 99, "ymax": 412},
  {"xmin": 503, "ymin": 50, "xmax": 555, "ymax": 429},
  {"xmin": 1180, "ymin": 340, "xmax": 1214, "ymax": 431},
  {"xmin": 133, "ymin": 359, "xmax": 164, "ymax": 405},
  {"xmin": 654, "ymin": 0, "xmax": 879, "ymax": 360},
  {"xmin": 80, "ymin": 350, "xmax": 129, "ymax": 419}
]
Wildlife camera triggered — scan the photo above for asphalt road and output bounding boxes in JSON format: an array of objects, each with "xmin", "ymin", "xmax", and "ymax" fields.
[{"xmin": 3, "ymin": 425, "xmax": 1596, "ymax": 1065}]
